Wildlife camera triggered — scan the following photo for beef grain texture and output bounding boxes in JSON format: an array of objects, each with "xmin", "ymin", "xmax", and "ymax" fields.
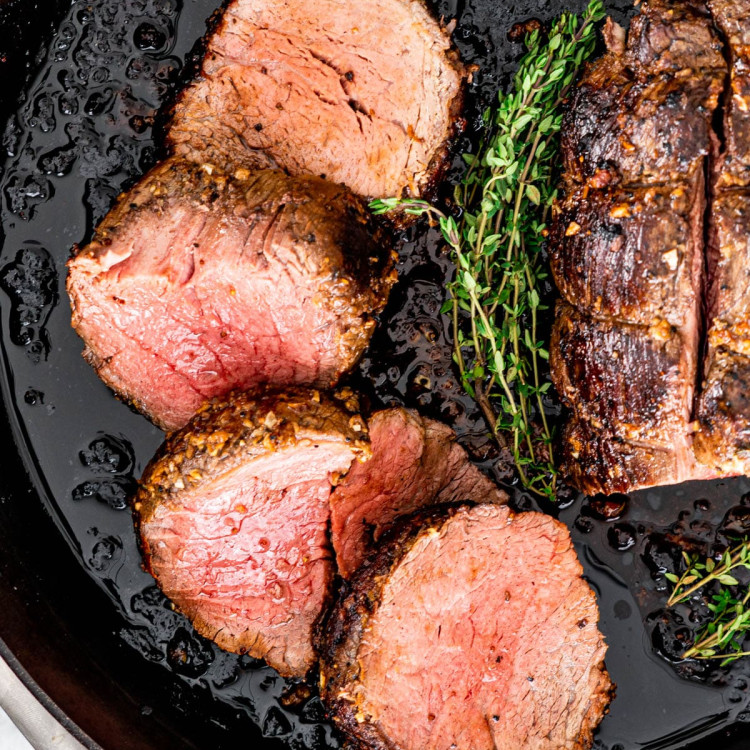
[
  {"xmin": 695, "ymin": 0, "xmax": 750, "ymax": 474},
  {"xmin": 320, "ymin": 504, "xmax": 613, "ymax": 750},
  {"xmin": 329, "ymin": 408, "xmax": 508, "ymax": 578},
  {"xmin": 166, "ymin": 0, "xmax": 467, "ymax": 199},
  {"xmin": 550, "ymin": 0, "xmax": 724, "ymax": 493},
  {"xmin": 136, "ymin": 388, "xmax": 369, "ymax": 678},
  {"xmin": 67, "ymin": 157, "xmax": 396, "ymax": 431}
]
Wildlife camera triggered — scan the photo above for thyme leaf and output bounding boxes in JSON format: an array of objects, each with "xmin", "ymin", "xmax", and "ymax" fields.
[
  {"xmin": 370, "ymin": 0, "xmax": 605, "ymax": 500},
  {"xmin": 666, "ymin": 541, "xmax": 750, "ymax": 665}
]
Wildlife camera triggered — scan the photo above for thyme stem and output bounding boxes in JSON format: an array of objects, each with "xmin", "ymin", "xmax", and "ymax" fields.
[{"xmin": 370, "ymin": 0, "xmax": 604, "ymax": 499}]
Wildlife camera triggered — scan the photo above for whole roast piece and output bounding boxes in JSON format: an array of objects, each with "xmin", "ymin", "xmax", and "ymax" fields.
[{"xmin": 549, "ymin": 0, "xmax": 750, "ymax": 493}]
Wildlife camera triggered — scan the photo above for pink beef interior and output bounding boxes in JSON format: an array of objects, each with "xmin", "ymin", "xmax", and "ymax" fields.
[
  {"xmin": 168, "ymin": 0, "xmax": 465, "ymax": 198},
  {"xmin": 141, "ymin": 441, "xmax": 355, "ymax": 677},
  {"xmin": 330, "ymin": 408, "xmax": 507, "ymax": 577},
  {"xmin": 358, "ymin": 505, "xmax": 610, "ymax": 750},
  {"xmin": 71, "ymin": 198, "xmax": 347, "ymax": 430}
]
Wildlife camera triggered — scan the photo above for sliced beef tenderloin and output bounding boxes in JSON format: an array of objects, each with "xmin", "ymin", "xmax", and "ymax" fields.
[
  {"xmin": 551, "ymin": 174, "xmax": 704, "ymax": 327},
  {"xmin": 551, "ymin": 0, "xmax": 724, "ymax": 493},
  {"xmin": 550, "ymin": 302, "xmax": 709, "ymax": 493},
  {"xmin": 561, "ymin": 3, "xmax": 723, "ymax": 189},
  {"xmin": 708, "ymin": 0, "xmax": 750, "ymax": 188},
  {"xmin": 67, "ymin": 157, "xmax": 396, "ymax": 431},
  {"xmin": 695, "ymin": 350, "xmax": 750, "ymax": 475},
  {"xmin": 320, "ymin": 504, "xmax": 613, "ymax": 750},
  {"xmin": 136, "ymin": 388, "xmax": 369, "ymax": 678},
  {"xmin": 329, "ymin": 408, "xmax": 507, "ymax": 578},
  {"xmin": 166, "ymin": 0, "xmax": 467, "ymax": 199}
]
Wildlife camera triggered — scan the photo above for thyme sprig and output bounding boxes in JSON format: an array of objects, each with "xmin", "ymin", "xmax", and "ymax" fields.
[
  {"xmin": 371, "ymin": 0, "xmax": 604, "ymax": 500},
  {"xmin": 666, "ymin": 542, "xmax": 750, "ymax": 665}
]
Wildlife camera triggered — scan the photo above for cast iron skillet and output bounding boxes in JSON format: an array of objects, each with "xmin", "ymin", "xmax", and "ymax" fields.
[{"xmin": 2, "ymin": 0, "xmax": 750, "ymax": 748}]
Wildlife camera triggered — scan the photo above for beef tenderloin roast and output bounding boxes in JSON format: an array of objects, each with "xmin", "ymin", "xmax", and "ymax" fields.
[{"xmin": 550, "ymin": 0, "xmax": 736, "ymax": 492}]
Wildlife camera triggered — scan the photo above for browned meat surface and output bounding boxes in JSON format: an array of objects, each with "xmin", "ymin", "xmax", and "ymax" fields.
[
  {"xmin": 551, "ymin": 303, "xmax": 712, "ymax": 492},
  {"xmin": 551, "ymin": 0, "xmax": 724, "ymax": 493},
  {"xmin": 708, "ymin": 0, "xmax": 750, "ymax": 188},
  {"xmin": 329, "ymin": 408, "xmax": 507, "ymax": 578},
  {"xmin": 67, "ymin": 157, "xmax": 396, "ymax": 431},
  {"xmin": 166, "ymin": 0, "xmax": 466, "ymax": 199},
  {"xmin": 551, "ymin": 303, "xmax": 690, "ymax": 446},
  {"xmin": 559, "ymin": 419, "xmax": 697, "ymax": 495},
  {"xmin": 696, "ymin": 0, "xmax": 750, "ymax": 473},
  {"xmin": 695, "ymin": 351, "xmax": 750, "ymax": 475},
  {"xmin": 561, "ymin": 2, "xmax": 723, "ymax": 189},
  {"xmin": 551, "ymin": 175, "xmax": 704, "ymax": 327},
  {"xmin": 136, "ymin": 389, "xmax": 369, "ymax": 678},
  {"xmin": 320, "ymin": 504, "xmax": 613, "ymax": 750}
]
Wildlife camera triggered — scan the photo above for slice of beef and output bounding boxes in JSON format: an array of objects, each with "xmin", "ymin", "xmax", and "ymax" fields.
[
  {"xmin": 329, "ymin": 408, "xmax": 507, "ymax": 578},
  {"xmin": 166, "ymin": 0, "xmax": 466, "ymax": 199},
  {"xmin": 551, "ymin": 174, "xmax": 704, "ymax": 327},
  {"xmin": 320, "ymin": 504, "xmax": 613, "ymax": 750},
  {"xmin": 708, "ymin": 0, "xmax": 750, "ymax": 188},
  {"xmin": 550, "ymin": 302, "xmax": 705, "ymax": 493},
  {"xmin": 136, "ymin": 388, "xmax": 369, "ymax": 678},
  {"xmin": 561, "ymin": 3, "xmax": 723, "ymax": 190},
  {"xmin": 67, "ymin": 157, "xmax": 396, "ymax": 431}
]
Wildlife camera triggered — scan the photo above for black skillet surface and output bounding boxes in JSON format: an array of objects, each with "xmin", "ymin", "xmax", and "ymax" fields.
[{"xmin": 2, "ymin": 0, "xmax": 750, "ymax": 748}]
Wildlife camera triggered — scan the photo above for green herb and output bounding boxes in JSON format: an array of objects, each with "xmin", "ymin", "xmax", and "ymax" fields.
[
  {"xmin": 665, "ymin": 542, "xmax": 750, "ymax": 665},
  {"xmin": 371, "ymin": 0, "xmax": 604, "ymax": 500}
]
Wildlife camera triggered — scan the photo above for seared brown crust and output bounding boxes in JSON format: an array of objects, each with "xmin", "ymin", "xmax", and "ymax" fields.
[
  {"xmin": 550, "ymin": 176, "xmax": 703, "ymax": 327},
  {"xmin": 135, "ymin": 387, "xmax": 370, "ymax": 525},
  {"xmin": 695, "ymin": 350, "xmax": 750, "ymax": 474},
  {"xmin": 319, "ymin": 507, "xmax": 449, "ymax": 750},
  {"xmin": 320, "ymin": 505, "xmax": 613, "ymax": 750},
  {"xmin": 551, "ymin": 0, "xmax": 724, "ymax": 493},
  {"xmin": 68, "ymin": 158, "xmax": 397, "ymax": 430},
  {"xmin": 561, "ymin": 59, "xmax": 722, "ymax": 189},
  {"xmin": 560, "ymin": 1, "xmax": 723, "ymax": 190},
  {"xmin": 550, "ymin": 301, "xmax": 686, "ymax": 446},
  {"xmin": 560, "ymin": 418, "xmax": 686, "ymax": 496},
  {"xmin": 707, "ymin": 0, "xmax": 750, "ymax": 188}
]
